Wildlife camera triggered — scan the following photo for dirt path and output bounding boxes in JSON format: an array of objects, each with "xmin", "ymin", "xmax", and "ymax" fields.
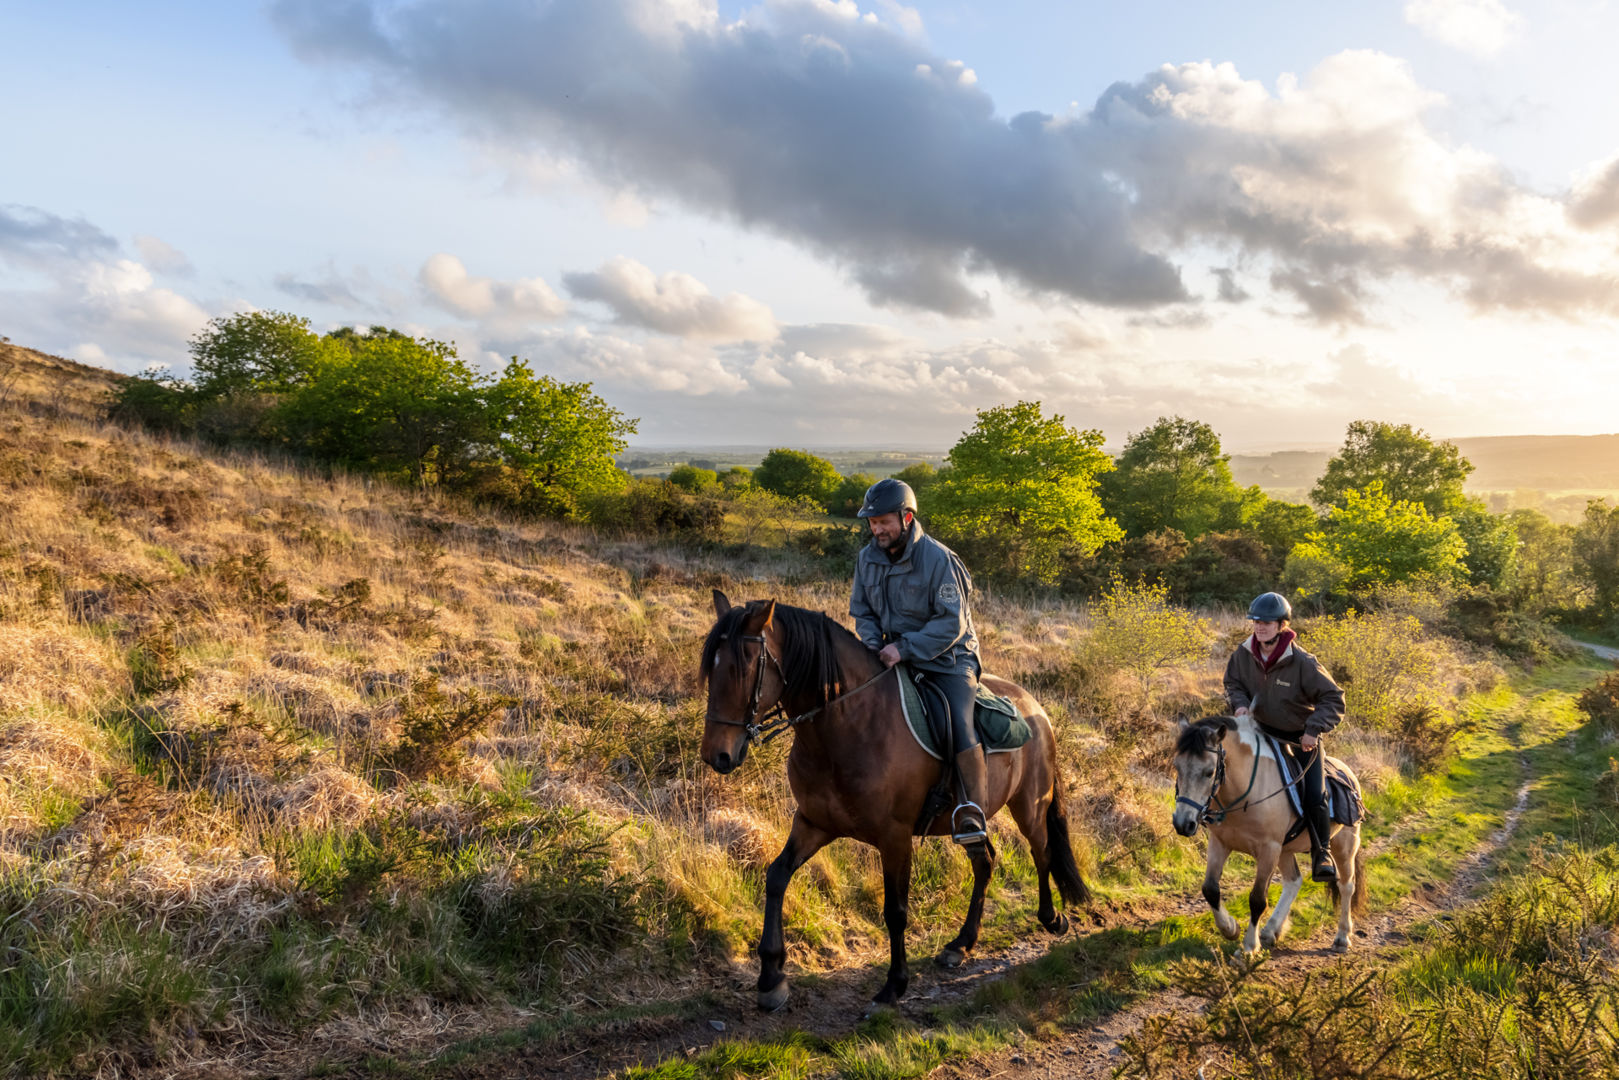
[{"xmin": 1577, "ymin": 640, "xmax": 1619, "ymax": 662}]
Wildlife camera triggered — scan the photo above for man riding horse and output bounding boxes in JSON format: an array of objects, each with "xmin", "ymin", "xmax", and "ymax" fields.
[
  {"xmin": 850, "ymin": 478, "xmax": 988, "ymax": 848},
  {"xmin": 1223, "ymin": 591, "xmax": 1347, "ymax": 883}
]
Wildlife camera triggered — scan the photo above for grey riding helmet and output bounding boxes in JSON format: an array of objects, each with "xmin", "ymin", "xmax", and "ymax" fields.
[
  {"xmin": 857, "ymin": 477, "xmax": 919, "ymax": 519},
  {"xmin": 1247, "ymin": 592, "xmax": 1293, "ymax": 621}
]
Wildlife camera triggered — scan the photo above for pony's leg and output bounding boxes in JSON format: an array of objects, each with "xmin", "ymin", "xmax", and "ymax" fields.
[
  {"xmin": 1008, "ymin": 788, "xmax": 1067, "ymax": 935},
  {"xmin": 1330, "ymin": 825, "xmax": 1360, "ymax": 952},
  {"xmin": 757, "ymin": 813, "xmax": 832, "ymax": 1011},
  {"xmin": 1202, "ymin": 833, "xmax": 1240, "ymax": 940},
  {"xmin": 1244, "ymin": 842, "xmax": 1281, "ymax": 957},
  {"xmin": 938, "ymin": 836, "xmax": 997, "ymax": 968},
  {"xmin": 871, "ymin": 832, "xmax": 914, "ymax": 1006},
  {"xmin": 1261, "ymin": 852, "xmax": 1302, "ymax": 949}
]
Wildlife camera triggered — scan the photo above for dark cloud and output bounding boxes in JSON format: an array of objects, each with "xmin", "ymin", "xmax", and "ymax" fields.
[
  {"xmin": 1212, "ymin": 267, "xmax": 1251, "ymax": 303},
  {"xmin": 0, "ymin": 204, "xmax": 119, "ymax": 269},
  {"xmin": 272, "ymin": 2, "xmax": 1619, "ymax": 324},
  {"xmin": 275, "ymin": 271, "xmax": 364, "ymax": 308}
]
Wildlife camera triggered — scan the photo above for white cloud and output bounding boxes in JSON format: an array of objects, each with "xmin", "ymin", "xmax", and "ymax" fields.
[
  {"xmin": 418, "ymin": 253, "xmax": 567, "ymax": 327},
  {"xmin": 1404, "ymin": 0, "xmax": 1525, "ymax": 57},
  {"xmin": 563, "ymin": 257, "xmax": 777, "ymax": 341},
  {"xmin": 132, "ymin": 235, "xmax": 194, "ymax": 276}
]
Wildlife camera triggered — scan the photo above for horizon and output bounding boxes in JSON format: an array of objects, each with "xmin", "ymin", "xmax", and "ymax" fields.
[{"xmin": 4, "ymin": 1, "xmax": 1619, "ymax": 450}]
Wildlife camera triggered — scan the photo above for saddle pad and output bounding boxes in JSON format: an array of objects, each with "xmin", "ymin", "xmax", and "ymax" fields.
[
  {"xmin": 1263, "ymin": 733, "xmax": 1365, "ymax": 827},
  {"xmin": 898, "ymin": 665, "xmax": 1033, "ymax": 760}
]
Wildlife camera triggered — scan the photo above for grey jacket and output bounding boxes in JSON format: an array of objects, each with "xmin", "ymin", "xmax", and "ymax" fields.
[{"xmin": 850, "ymin": 520, "xmax": 980, "ymax": 674}]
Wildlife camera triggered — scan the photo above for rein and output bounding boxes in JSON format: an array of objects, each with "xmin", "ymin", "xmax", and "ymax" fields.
[
  {"xmin": 711, "ymin": 633, "xmax": 895, "ymax": 746},
  {"xmin": 1177, "ymin": 733, "xmax": 1318, "ymax": 827}
]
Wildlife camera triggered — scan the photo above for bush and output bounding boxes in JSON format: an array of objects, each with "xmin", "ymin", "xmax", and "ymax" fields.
[
  {"xmin": 1577, "ymin": 672, "xmax": 1619, "ymax": 732},
  {"xmin": 375, "ymin": 675, "xmax": 515, "ymax": 783},
  {"xmin": 1082, "ymin": 578, "xmax": 1212, "ymax": 724},
  {"xmin": 585, "ymin": 479, "xmax": 726, "ymax": 541}
]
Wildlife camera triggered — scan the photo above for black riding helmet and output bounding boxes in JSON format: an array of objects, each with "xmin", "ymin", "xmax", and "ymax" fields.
[
  {"xmin": 857, "ymin": 477, "xmax": 919, "ymax": 519},
  {"xmin": 1248, "ymin": 591, "xmax": 1293, "ymax": 621}
]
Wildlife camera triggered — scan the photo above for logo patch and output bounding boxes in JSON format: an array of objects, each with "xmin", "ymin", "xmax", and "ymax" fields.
[
  {"xmin": 1277, "ymin": 680, "xmax": 1291, "ymax": 687},
  {"xmin": 938, "ymin": 582, "xmax": 960, "ymax": 604}
]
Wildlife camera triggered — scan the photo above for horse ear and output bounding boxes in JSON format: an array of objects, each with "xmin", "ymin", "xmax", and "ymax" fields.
[
  {"xmin": 1175, "ymin": 713, "xmax": 1190, "ymax": 730},
  {"xmin": 1212, "ymin": 724, "xmax": 1228, "ymax": 743},
  {"xmin": 712, "ymin": 589, "xmax": 731, "ymax": 618},
  {"xmin": 758, "ymin": 599, "xmax": 776, "ymax": 628}
]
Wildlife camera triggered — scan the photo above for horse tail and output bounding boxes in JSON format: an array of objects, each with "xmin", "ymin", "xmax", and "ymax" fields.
[{"xmin": 1045, "ymin": 770, "xmax": 1092, "ymax": 908}]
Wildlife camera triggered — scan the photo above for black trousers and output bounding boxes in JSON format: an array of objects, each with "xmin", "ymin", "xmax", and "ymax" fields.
[
  {"xmin": 1259, "ymin": 723, "xmax": 1325, "ymax": 813},
  {"xmin": 918, "ymin": 666, "xmax": 980, "ymax": 752}
]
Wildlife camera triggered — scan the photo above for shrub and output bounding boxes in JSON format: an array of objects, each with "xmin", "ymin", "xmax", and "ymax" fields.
[
  {"xmin": 374, "ymin": 676, "xmax": 515, "ymax": 784},
  {"xmin": 1082, "ymin": 578, "xmax": 1212, "ymax": 724},
  {"xmin": 1576, "ymin": 672, "xmax": 1619, "ymax": 732},
  {"xmin": 584, "ymin": 479, "xmax": 726, "ymax": 542},
  {"xmin": 1305, "ymin": 610, "xmax": 1438, "ymax": 732}
]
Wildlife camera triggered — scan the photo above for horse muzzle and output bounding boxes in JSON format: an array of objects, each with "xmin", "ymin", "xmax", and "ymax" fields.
[
  {"xmin": 703, "ymin": 737, "xmax": 749, "ymax": 775},
  {"xmin": 1173, "ymin": 814, "xmax": 1200, "ymax": 837}
]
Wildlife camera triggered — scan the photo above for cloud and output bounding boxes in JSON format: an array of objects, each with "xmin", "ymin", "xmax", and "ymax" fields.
[
  {"xmin": 1212, "ymin": 267, "xmax": 1251, "ymax": 303},
  {"xmin": 0, "ymin": 204, "xmax": 118, "ymax": 270},
  {"xmin": 132, "ymin": 235, "xmax": 194, "ymax": 277},
  {"xmin": 418, "ymin": 253, "xmax": 567, "ymax": 327},
  {"xmin": 275, "ymin": 269, "xmax": 365, "ymax": 308},
  {"xmin": 1404, "ymin": 0, "xmax": 1524, "ymax": 57},
  {"xmin": 272, "ymin": 1, "xmax": 1619, "ymax": 326},
  {"xmin": 1570, "ymin": 154, "xmax": 1619, "ymax": 230},
  {"xmin": 563, "ymin": 257, "xmax": 777, "ymax": 341}
]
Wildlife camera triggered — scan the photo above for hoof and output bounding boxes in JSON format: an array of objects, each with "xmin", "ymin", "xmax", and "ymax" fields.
[
  {"xmin": 936, "ymin": 947, "xmax": 967, "ymax": 969},
  {"xmin": 1259, "ymin": 929, "xmax": 1277, "ymax": 949},
  {"xmin": 1041, "ymin": 912, "xmax": 1070, "ymax": 936},
  {"xmin": 1215, "ymin": 917, "xmax": 1241, "ymax": 941},
  {"xmin": 1331, "ymin": 938, "xmax": 1350, "ymax": 954},
  {"xmin": 758, "ymin": 980, "xmax": 790, "ymax": 1012},
  {"xmin": 862, "ymin": 999, "xmax": 897, "ymax": 1021}
]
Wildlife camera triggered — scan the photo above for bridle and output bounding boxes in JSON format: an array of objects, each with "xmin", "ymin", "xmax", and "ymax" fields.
[
  {"xmin": 707, "ymin": 632, "xmax": 893, "ymax": 747},
  {"xmin": 1175, "ymin": 728, "xmax": 1317, "ymax": 828}
]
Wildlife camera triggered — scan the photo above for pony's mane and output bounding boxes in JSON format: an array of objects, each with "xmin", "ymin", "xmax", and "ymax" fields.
[
  {"xmin": 1174, "ymin": 714, "xmax": 1259, "ymax": 756},
  {"xmin": 700, "ymin": 602, "xmax": 867, "ymax": 710}
]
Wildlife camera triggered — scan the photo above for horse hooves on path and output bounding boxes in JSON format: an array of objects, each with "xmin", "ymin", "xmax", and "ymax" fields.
[
  {"xmin": 758, "ymin": 981, "xmax": 790, "ymax": 1012},
  {"xmin": 936, "ymin": 946, "xmax": 967, "ymax": 968},
  {"xmin": 1041, "ymin": 912, "xmax": 1070, "ymax": 935}
]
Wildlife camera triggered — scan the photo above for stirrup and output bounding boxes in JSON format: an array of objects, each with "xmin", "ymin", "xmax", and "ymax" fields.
[
  {"xmin": 1310, "ymin": 850, "xmax": 1338, "ymax": 884},
  {"xmin": 951, "ymin": 801, "xmax": 987, "ymax": 846}
]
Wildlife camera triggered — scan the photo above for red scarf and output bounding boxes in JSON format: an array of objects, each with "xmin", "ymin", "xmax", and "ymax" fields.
[{"xmin": 1251, "ymin": 628, "xmax": 1296, "ymax": 673}]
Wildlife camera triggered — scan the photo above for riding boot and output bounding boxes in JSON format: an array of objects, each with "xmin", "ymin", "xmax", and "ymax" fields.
[
  {"xmin": 1307, "ymin": 801, "xmax": 1337, "ymax": 884},
  {"xmin": 951, "ymin": 746, "xmax": 989, "ymax": 846}
]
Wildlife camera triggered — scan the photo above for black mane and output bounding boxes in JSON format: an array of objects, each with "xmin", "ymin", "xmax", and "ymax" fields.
[
  {"xmin": 700, "ymin": 602, "xmax": 868, "ymax": 710},
  {"xmin": 1175, "ymin": 716, "xmax": 1235, "ymax": 756}
]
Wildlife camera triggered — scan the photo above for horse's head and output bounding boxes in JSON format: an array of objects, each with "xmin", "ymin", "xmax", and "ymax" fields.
[
  {"xmin": 699, "ymin": 589, "xmax": 783, "ymax": 775},
  {"xmin": 1172, "ymin": 716, "xmax": 1231, "ymax": 837}
]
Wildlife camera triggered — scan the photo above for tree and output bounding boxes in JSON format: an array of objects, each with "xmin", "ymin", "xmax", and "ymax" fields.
[
  {"xmin": 1452, "ymin": 501, "xmax": 1518, "ymax": 591},
  {"xmin": 719, "ymin": 466, "xmax": 752, "ymax": 491},
  {"xmin": 1101, "ymin": 416, "xmax": 1243, "ymax": 539},
  {"xmin": 668, "ymin": 464, "xmax": 719, "ymax": 494},
  {"xmin": 752, "ymin": 448, "xmax": 842, "ymax": 507},
  {"xmin": 275, "ymin": 332, "xmax": 488, "ymax": 486},
  {"xmin": 1240, "ymin": 494, "xmax": 1318, "ymax": 564},
  {"xmin": 1083, "ymin": 577, "xmax": 1212, "ymax": 716},
  {"xmin": 827, "ymin": 472, "xmax": 876, "ymax": 517},
  {"xmin": 1285, "ymin": 481, "xmax": 1468, "ymax": 595},
  {"xmin": 487, "ymin": 358, "xmax": 638, "ymax": 516},
  {"xmin": 1507, "ymin": 509, "xmax": 1576, "ymax": 613},
  {"xmin": 189, "ymin": 310, "xmax": 327, "ymax": 398},
  {"xmin": 1310, "ymin": 421, "xmax": 1473, "ymax": 517},
  {"xmin": 892, "ymin": 462, "xmax": 939, "ymax": 501},
  {"xmin": 930, "ymin": 401, "xmax": 1122, "ymax": 584},
  {"xmin": 1572, "ymin": 499, "xmax": 1619, "ymax": 619}
]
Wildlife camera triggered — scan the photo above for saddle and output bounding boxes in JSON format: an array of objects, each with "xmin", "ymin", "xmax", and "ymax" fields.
[
  {"xmin": 900, "ymin": 665, "xmax": 1031, "ymax": 837},
  {"xmin": 1260, "ymin": 732, "xmax": 1366, "ymax": 845}
]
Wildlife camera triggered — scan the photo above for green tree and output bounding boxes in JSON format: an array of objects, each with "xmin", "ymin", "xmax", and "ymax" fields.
[
  {"xmin": 931, "ymin": 401, "xmax": 1122, "ymax": 584},
  {"xmin": 1507, "ymin": 509, "xmax": 1576, "ymax": 613},
  {"xmin": 1100, "ymin": 415, "xmax": 1243, "ymax": 539},
  {"xmin": 1452, "ymin": 501, "xmax": 1518, "ymax": 591},
  {"xmin": 719, "ymin": 466, "xmax": 752, "ymax": 491},
  {"xmin": 1285, "ymin": 481, "xmax": 1468, "ymax": 595},
  {"xmin": 189, "ymin": 310, "xmax": 327, "ymax": 398},
  {"xmin": 1310, "ymin": 420, "xmax": 1473, "ymax": 517},
  {"xmin": 1572, "ymin": 499, "xmax": 1619, "ymax": 618},
  {"xmin": 1083, "ymin": 577, "xmax": 1213, "ymax": 716},
  {"xmin": 1240, "ymin": 494, "xmax": 1318, "ymax": 563},
  {"xmin": 827, "ymin": 472, "xmax": 876, "ymax": 517},
  {"xmin": 891, "ymin": 462, "xmax": 939, "ymax": 501},
  {"xmin": 276, "ymin": 332, "xmax": 487, "ymax": 486},
  {"xmin": 668, "ymin": 464, "xmax": 719, "ymax": 494},
  {"xmin": 487, "ymin": 358, "xmax": 638, "ymax": 516},
  {"xmin": 752, "ymin": 448, "xmax": 842, "ymax": 506}
]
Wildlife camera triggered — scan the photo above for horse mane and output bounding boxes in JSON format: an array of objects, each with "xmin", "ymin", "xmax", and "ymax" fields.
[
  {"xmin": 700, "ymin": 602, "xmax": 867, "ymax": 710},
  {"xmin": 1175, "ymin": 716, "xmax": 1236, "ymax": 756}
]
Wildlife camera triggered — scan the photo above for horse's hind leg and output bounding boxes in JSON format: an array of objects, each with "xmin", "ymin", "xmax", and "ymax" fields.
[
  {"xmin": 1244, "ymin": 843, "xmax": 1281, "ymax": 957},
  {"xmin": 938, "ymin": 836, "xmax": 997, "ymax": 969},
  {"xmin": 1202, "ymin": 834, "xmax": 1239, "ymax": 940},
  {"xmin": 872, "ymin": 831, "xmax": 914, "ymax": 1007},
  {"xmin": 1330, "ymin": 825, "xmax": 1361, "ymax": 953},
  {"xmin": 1008, "ymin": 785, "xmax": 1067, "ymax": 935},
  {"xmin": 1261, "ymin": 852, "xmax": 1302, "ymax": 949},
  {"xmin": 757, "ymin": 813, "xmax": 831, "ymax": 1011}
]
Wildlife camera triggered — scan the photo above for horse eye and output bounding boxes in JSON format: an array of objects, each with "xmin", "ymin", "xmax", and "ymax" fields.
[{"xmin": 1202, "ymin": 768, "xmax": 1215, "ymax": 779}]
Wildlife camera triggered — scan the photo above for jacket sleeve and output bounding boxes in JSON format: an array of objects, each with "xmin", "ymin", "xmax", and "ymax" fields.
[
  {"xmin": 1302, "ymin": 658, "xmax": 1346, "ymax": 736},
  {"xmin": 897, "ymin": 552, "xmax": 971, "ymax": 663},
  {"xmin": 849, "ymin": 567, "xmax": 882, "ymax": 651},
  {"xmin": 1224, "ymin": 650, "xmax": 1253, "ymax": 713}
]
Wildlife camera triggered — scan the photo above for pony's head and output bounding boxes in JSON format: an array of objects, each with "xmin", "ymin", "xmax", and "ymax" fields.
[
  {"xmin": 1171, "ymin": 716, "xmax": 1235, "ymax": 837},
  {"xmin": 698, "ymin": 591, "xmax": 779, "ymax": 774}
]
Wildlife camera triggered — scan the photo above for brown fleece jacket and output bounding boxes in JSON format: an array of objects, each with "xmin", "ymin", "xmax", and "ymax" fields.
[{"xmin": 1223, "ymin": 636, "xmax": 1346, "ymax": 737}]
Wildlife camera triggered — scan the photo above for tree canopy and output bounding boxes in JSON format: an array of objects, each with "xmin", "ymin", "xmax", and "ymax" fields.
[
  {"xmin": 1573, "ymin": 499, "xmax": 1619, "ymax": 618},
  {"xmin": 752, "ymin": 448, "xmax": 842, "ymax": 507},
  {"xmin": 487, "ymin": 358, "xmax": 636, "ymax": 515},
  {"xmin": 189, "ymin": 310, "xmax": 328, "ymax": 398},
  {"xmin": 931, "ymin": 401, "xmax": 1121, "ymax": 583},
  {"xmin": 1286, "ymin": 481, "xmax": 1468, "ymax": 596},
  {"xmin": 1311, "ymin": 420, "xmax": 1473, "ymax": 517},
  {"xmin": 1101, "ymin": 415, "xmax": 1243, "ymax": 539}
]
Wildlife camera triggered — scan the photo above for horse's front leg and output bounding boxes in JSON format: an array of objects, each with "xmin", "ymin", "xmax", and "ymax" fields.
[
  {"xmin": 758, "ymin": 812, "xmax": 831, "ymax": 1011},
  {"xmin": 1244, "ymin": 842, "xmax": 1281, "ymax": 957},
  {"xmin": 1261, "ymin": 852, "xmax": 1302, "ymax": 948},
  {"xmin": 871, "ymin": 831, "xmax": 914, "ymax": 1006},
  {"xmin": 938, "ymin": 836, "xmax": 997, "ymax": 968},
  {"xmin": 1202, "ymin": 833, "xmax": 1239, "ymax": 940}
]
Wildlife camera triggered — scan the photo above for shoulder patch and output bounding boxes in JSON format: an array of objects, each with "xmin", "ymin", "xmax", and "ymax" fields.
[{"xmin": 938, "ymin": 581, "xmax": 960, "ymax": 604}]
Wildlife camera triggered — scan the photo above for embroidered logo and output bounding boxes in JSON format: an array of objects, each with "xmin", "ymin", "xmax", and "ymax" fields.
[
  {"xmin": 938, "ymin": 581, "xmax": 960, "ymax": 604},
  {"xmin": 1277, "ymin": 680, "xmax": 1291, "ymax": 686}
]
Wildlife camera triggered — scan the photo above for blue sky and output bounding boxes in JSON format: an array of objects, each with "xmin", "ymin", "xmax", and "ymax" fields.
[{"xmin": 3, "ymin": 0, "xmax": 1617, "ymax": 449}]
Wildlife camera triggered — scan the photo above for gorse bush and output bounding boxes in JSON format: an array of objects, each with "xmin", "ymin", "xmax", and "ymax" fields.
[
  {"xmin": 1577, "ymin": 672, "xmax": 1619, "ymax": 732},
  {"xmin": 1081, "ymin": 577, "xmax": 1212, "ymax": 723}
]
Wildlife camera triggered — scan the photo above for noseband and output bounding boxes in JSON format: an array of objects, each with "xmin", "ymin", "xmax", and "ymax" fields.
[
  {"xmin": 707, "ymin": 632, "xmax": 894, "ymax": 747},
  {"xmin": 1175, "ymin": 742, "xmax": 1231, "ymax": 826}
]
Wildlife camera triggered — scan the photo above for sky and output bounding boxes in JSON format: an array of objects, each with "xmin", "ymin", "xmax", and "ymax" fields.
[{"xmin": 2, "ymin": 0, "xmax": 1618, "ymax": 450}]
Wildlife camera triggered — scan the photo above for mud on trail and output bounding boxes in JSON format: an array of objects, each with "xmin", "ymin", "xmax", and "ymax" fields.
[{"xmin": 287, "ymin": 670, "xmax": 1580, "ymax": 1080}]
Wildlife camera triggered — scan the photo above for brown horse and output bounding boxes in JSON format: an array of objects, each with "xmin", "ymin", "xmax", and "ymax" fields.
[{"xmin": 699, "ymin": 591, "xmax": 1091, "ymax": 1011}]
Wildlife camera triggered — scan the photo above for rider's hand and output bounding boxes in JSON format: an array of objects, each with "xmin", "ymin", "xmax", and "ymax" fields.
[
  {"xmin": 1234, "ymin": 707, "xmax": 1250, "ymax": 717},
  {"xmin": 878, "ymin": 644, "xmax": 902, "ymax": 668},
  {"xmin": 1300, "ymin": 733, "xmax": 1318, "ymax": 751}
]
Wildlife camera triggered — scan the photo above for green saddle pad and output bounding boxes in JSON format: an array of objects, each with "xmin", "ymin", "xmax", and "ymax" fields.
[{"xmin": 898, "ymin": 665, "xmax": 1033, "ymax": 759}]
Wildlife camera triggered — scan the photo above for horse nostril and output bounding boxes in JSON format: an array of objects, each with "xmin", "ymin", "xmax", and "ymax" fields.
[{"xmin": 713, "ymin": 752, "xmax": 731, "ymax": 773}]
